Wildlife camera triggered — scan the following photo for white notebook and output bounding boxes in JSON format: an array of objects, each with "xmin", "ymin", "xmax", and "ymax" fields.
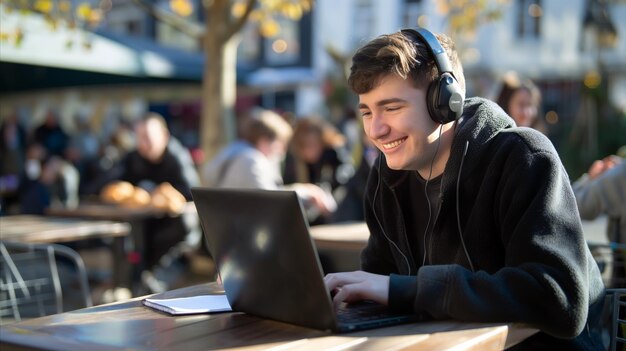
[{"xmin": 143, "ymin": 295, "xmax": 232, "ymax": 315}]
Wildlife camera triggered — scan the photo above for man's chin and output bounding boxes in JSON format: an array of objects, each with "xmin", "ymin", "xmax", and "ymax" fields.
[{"xmin": 385, "ymin": 159, "xmax": 407, "ymax": 171}]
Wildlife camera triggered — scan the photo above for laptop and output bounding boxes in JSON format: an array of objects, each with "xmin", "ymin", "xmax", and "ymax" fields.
[{"xmin": 190, "ymin": 187, "xmax": 419, "ymax": 332}]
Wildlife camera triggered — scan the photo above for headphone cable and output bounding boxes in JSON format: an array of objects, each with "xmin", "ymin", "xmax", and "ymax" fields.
[{"xmin": 421, "ymin": 124, "xmax": 444, "ymax": 267}]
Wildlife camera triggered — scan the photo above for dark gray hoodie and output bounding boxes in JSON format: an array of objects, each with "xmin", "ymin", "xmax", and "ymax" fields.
[{"xmin": 362, "ymin": 97, "xmax": 605, "ymax": 350}]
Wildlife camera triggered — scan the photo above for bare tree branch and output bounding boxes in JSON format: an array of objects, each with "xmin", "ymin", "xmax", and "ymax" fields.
[
  {"xmin": 130, "ymin": 0, "xmax": 204, "ymax": 39},
  {"xmin": 225, "ymin": 0, "xmax": 257, "ymax": 40}
]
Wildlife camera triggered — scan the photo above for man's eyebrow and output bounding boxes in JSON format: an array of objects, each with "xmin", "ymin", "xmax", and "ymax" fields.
[{"xmin": 358, "ymin": 98, "xmax": 407, "ymax": 109}]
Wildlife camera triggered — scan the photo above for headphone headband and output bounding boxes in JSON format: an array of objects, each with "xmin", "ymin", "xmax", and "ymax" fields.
[
  {"xmin": 400, "ymin": 28, "xmax": 454, "ymax": 77},
  {"xmin": 400, "ymin": 27, "xmax": 464, "ymax": 124}
]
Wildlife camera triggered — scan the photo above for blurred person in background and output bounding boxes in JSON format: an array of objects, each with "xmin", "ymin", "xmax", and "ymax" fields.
[
  {"xmin": 32, "ymin": 110, "xmax": 69, "ymax": 157},
  {"xmin": 78, "ymin": 122, "xmax": 135, "ymax": 196},
  {"xmin": 104, "ymin": 112, "xmax": 201, "ymax": 293},
  {"xmin": 65, "ymin": 115, "xmax": 100, "ymax": 190},
  {"xmin": 495, "ymin": 71, "xmax": 546, "ymax": 133},
  {"xmin": 282, "ymin": 117, "xmax": 353, "ymax": 224},
  {"xmin": 18, "ymin": 143, "xmax": 79, "ymax": 214},
  {"xmin": 573, "ymin": 148, "xmax": 626, "ymax": 288},
  {"xmin": 203, "ymin": 108, "xmax": 336, "ymax": 222},
  {"xmin": 283, "ymin": 116, "xmax": 354, "ymax": 193},
  {"xmin": 0, "ymin": 112, "xmax": 27, "ymax": 214}
]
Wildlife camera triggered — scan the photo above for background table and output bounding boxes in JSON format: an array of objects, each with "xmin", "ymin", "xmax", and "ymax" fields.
[
  {"xmin": 47, "ymin": 202, "xmax": 197, "ymax": 294},
  {"xmin": 309, "ymin": 222, "xmax": 369, "ymax": 273},
  {"xmin": 0, "ymin": 215, "xmax": 130, "ymax": 243},
  {"xmin": 0, "ymin": 282, "xmax": 537, "ymax": 351},
  {"xmin": 0, "ymin": 215, "xmax": 131, "ymax": 290}
]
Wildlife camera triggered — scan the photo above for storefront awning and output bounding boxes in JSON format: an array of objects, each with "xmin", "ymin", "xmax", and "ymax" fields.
[{"xmin": 0, "ymin": 6, "xmax": 204, "ymax": 80}]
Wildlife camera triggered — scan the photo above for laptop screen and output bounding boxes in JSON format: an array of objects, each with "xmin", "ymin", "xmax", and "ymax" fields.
[{"xmin": 191, "ymin": 188, "xmax": 338, "ymax": 331}]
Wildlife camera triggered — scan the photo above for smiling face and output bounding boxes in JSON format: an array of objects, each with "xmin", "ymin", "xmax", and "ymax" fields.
[{"xmin": 359, "ymin": 74, "xmax": 453, "ymax": 177}]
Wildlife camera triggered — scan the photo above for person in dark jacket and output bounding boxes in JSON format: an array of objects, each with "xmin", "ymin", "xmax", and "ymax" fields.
[
  {"xmin": 118, "ymin": 113, "xmax": 201, "ymax": 293},
  {"xmin": 323, "ymin": 27, "xmax": 605, "ymax": 350}
]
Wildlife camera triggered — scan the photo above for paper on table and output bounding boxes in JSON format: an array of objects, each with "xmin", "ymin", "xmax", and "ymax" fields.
[{"xmin": 142, "ymin": 294, "xmax": 232, "ymax": 315}]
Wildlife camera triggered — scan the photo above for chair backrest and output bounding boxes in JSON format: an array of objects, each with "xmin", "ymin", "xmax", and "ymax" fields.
[
  {"xmin": 0, "ymin": 241, "xmax": 92, "ymax": 322},
  {"xmin": 606, "ymin": 288, "xmax": 626, "ymax": 351}
]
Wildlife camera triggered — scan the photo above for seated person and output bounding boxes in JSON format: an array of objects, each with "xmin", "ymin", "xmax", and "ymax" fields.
[
  {"xmin": 203, "ymin": 108, "xmax": 336, "ymax": 221},
  {"xmin": 282, "ymin": 117, "xmax": 353, "ymax": 224},
  {"xmin": 283, "ymin": 117, "xmax": 354, "ymax": 193},
  {"xmin": 573, "ymin": 152, "xmax": 626, "ymax": 288},
  {"xmin": 18, "ymin": 143, "xmax": 79, "ymax": 214},
  {"xmin": 324, "ymin": 28, "xmax": 604, "ymax": 349},
  {"xmin": 103, "ymin": 113, "xmax": 201, "ymax": 293}
]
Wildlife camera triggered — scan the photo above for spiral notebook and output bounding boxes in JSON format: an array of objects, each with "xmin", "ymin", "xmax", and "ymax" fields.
[{"xmin": 143, "ymin": 294, "xmax": 232, "ymax": 315}]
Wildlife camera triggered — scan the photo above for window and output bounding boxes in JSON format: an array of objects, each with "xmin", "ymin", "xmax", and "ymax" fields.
[
  {"xmin": 517, "ymin": 0, "xmax": 542, "ymax": 39},
  {"xmin": 126, "ymin": 20, "xmax": 142, "ymax": 36},
  {"xmin": 264, "ymin": 17, "xmax": 300, "ymax": 65},
  {"xmin": 238, "ymin": 23, "xmax": 261, "ymax": 65},
  {"xmin": 352, "ymin": 0, "xmax": 375, "ymax": 48},
  {"xmin": 403, "ymin": 0, "xmax": 423, "ymax": 28}
]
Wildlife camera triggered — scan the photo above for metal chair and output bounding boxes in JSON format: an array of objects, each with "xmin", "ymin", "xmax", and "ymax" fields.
[
  {"xmin": 606, "ymin": 288, "xmax": 626, "ymax": 351},
  {"xmin": 0, "ymin": 241, "xmax": 92, "ymax": 322}
]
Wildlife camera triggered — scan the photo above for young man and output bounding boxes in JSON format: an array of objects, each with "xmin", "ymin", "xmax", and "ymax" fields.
[{"xmin": 324, "ymin": 28, "xmax": 605, "ymax": 349}]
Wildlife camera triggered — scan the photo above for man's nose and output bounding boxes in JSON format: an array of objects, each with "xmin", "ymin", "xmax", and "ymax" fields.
[{"xmin": 367, "ymin": 114, "xmax": 389, "ymax": 140}]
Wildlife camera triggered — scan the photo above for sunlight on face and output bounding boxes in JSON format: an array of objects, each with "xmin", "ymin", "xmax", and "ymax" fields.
[{"xmin": 358, "ymin": 74, "xmax": 444, "ymax": 175}]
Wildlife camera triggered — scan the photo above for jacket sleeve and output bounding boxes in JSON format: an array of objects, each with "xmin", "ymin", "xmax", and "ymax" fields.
[
  {"xmin": 572, "ymin": 162, "xmax": 626, "ymax": 220},
  {"xmin": 413, "ymin": 133, "xmax": 604, "ymax": 339}
]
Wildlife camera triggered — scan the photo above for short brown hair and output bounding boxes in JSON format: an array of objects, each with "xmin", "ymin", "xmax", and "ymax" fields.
[
  {"xmin": 240, "ymin": 108, "xmax": 293, "ymax": 145},
  {"xmin": 291, "ymin": 116, "xmax": 345, "ymax": 152},
  {"xmin": 348, "ymin": 30, "xmax": 465, "ymax": 95}
]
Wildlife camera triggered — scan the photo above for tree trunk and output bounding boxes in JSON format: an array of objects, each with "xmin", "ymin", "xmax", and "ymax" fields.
[{"xmin": 200, "ymin": 0, "xmax": 239, "ymax": 166}]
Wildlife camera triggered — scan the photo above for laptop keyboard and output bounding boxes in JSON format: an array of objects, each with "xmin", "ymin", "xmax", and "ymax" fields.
[{"xmin": 336, "ymin": 301, "xmax": 396, "ymax": 323}]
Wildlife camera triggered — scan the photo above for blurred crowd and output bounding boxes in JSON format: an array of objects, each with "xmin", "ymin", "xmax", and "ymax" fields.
[
  {"xmin": 0, "ymin": 105, "xmax": 377, "ymax": 293},
  {"xmin": 0, "ymin": 106, "xmax": 375, "ymax": 225}
]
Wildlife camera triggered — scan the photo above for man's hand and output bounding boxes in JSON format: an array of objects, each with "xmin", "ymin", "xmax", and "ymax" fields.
[{"xmin": 323, "ymin": 271, "xmax": 389, "ymax": 308}]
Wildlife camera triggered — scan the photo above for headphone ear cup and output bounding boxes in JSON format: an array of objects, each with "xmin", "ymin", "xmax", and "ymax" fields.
[
  {"xmin": 426, "ymin": 77, "xmax": 447, "ymax": 124},
  {"xmin": 428, "ymin": 73, "xmax": 464, "ymax": 124},
  {"xmin": 426, "ymin": 82, "xmax": 441, "ymax": 124}
]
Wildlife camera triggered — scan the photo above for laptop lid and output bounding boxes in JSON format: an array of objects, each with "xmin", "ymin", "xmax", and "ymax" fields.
[{"xmin": 191, "ymin": 187, "xmax": 339, "ymax": 331}]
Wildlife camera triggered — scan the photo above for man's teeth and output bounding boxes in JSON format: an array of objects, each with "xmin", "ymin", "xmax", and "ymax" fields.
[{"xmin": 383, "ymin": 138, "xmax": 405, "ymax": 149}]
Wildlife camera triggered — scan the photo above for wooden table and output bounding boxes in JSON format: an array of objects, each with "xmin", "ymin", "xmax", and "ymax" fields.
[
  {"xmin": 47, "ymin": 202, "xmax": 197, "ymax": 294},
  {"xmin": 46, "ymin": 202, "xmax": 196, "ymax": 223},
  {"xmin": 309, "ymin": 222, "xmax": 369, "ymax": 273},
  {"xmin": 0, "ymin": 215, "xmax": 130, "ymax": 243},
  {"xmin": 0, "ymin": 282, "xmax": 537, "ymax": 351},
  {"xmin": 0, "ymin": 215, "xmax": 131, "ymax": 290}
]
